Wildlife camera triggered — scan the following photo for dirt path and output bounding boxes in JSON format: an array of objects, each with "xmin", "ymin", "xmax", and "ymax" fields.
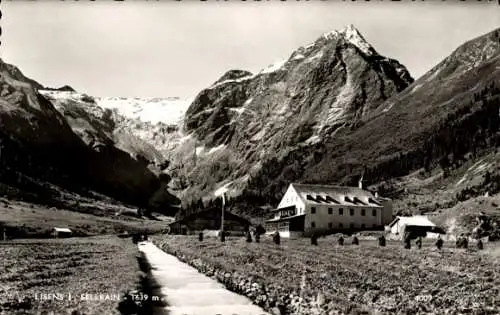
[{"xmin": 138, "ymin": 241, "xmax": 269, "ymax": 315}]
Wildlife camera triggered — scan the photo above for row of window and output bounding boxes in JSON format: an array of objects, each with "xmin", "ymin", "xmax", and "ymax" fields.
[
  {"xmin": 310, "ymin": 222, "xmax": 376, "ymax": 229},
  {"xmin": 311, "ymin": 207, "xmax": 377, "ymax": 216}
]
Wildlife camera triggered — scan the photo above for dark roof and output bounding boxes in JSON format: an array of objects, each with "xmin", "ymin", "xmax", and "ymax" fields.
[{"xmin": 291, "ymin": 183, "xmax": 387, "ymax": 207}]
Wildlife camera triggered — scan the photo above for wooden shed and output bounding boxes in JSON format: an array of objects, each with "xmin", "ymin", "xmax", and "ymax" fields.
[{"xmin": 51, "ymin": 227, "xmax": 73, "ymax": 238}]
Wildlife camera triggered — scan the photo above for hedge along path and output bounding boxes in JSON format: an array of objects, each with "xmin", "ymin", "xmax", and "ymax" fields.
[{"xmin": 137, "ymin": 241, "xmax": 270, "ymax": 315}]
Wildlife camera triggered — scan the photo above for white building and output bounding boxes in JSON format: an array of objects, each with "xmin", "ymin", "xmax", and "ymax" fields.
[
  {"xmin": 386, "ymin": 216, "xmax": 444, "ymax": 239},
  {"xmin": 265, "ymin": 182, "xmax": 393, "ymax": 238},
  {"xmin": 51, "ymin": 227, "xmax": 73, "ymax": 238}
]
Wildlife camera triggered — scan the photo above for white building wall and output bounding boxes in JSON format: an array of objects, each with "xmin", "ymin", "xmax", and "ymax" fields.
[
  {"xmin": 276, "ymin": 185, "xmax": 305, "ymax": 216},
  {"xmin": 304, "ymin": 204, "xmax": 384, "ymax": 232}
]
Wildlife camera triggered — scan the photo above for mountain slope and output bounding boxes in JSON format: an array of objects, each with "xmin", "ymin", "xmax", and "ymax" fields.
[
  {"xmin": 172, "ymin": 25, "xmax": 414, "ymax": 206},
  {"xmin": 0, "ymin": 59, "xmax": 180, "ymax": 214},
  {"xmin": 238, "ymin": 27, "xmax": 500, "ymax": 214},
  {"xmin": 0, "ymin": 59, "xmax": 91, "ymax": 194},
  {"xmin": 39, "ymin": 90, "xmax": 181, "ymax": 214}
]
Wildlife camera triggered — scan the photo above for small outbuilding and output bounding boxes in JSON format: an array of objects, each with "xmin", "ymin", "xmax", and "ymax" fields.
[
  {"xmin": 51, "ymin": 227, "xmax": 73, "ymax": 238},
  {"xmin": 386, "ymin": 216, "xmax": 445, "ymax": 239}
]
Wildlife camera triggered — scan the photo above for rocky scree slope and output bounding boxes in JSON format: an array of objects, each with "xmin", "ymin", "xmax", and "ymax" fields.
[{"xmin": 175, "ymin": 25, "xmax": 414, "ymax": 205}]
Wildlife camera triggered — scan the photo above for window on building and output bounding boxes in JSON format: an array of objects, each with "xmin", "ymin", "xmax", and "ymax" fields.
[
  {"xmin": 339, "ymin": 223, "xmax": 343, "ymax": 228},
  {"xmin": 372, "ymin": 209, "xmax": 377, "ymax": 216},
  {"xmin": 361, "ymin": 209, "xmax": 366, "ymax": 216},
  {"xmin": 361, "ymin": 224, "xmax": 365, "ymax": 229},
  {"xmin": 311, "ymin": 221, "xmax": 316, "ymax": 228},
  {"xmin": 328, "ymin": 222, "xmax": 333, "ymax": 229},
  {"xmin": 328, "ymin": 208, "xmax": 333, "ymax": 214},
  {"xmin": 311, "ymin": 207, "xmax": 316, "ymax": 214},
  {"xmin": 339, "ymin": 208, "xmax": 344, "ymax": 215},
  {"xmin": 349, "ymin": 208, "xmax": 354, "ymax": 216},
  {"xmin": 350, "ymin": 223, "xmax": 355, "ymax": 229}
]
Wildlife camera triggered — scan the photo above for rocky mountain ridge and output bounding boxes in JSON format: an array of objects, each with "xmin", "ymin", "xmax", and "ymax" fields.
[{"xmin": 174, "ymin": 24, "xmax": 414, "ymax": 206}]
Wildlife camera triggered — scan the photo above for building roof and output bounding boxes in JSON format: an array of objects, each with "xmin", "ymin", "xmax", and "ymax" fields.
[
  {"xmin": 388, "ymin": 216, "xmax": 436, "ymax": 228},
  {"xmin": 291, "ymin": 183, "xmax": 386, "ymax": 207},
  {"xmin": 52, "ymin": 227, "xmax": 72, "ymax": 233}
]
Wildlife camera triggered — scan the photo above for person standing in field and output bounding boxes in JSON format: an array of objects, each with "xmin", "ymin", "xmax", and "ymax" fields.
[
  {"xmin": 246, "ymin": 230, "xmax": 252, "ymax": 243},
  {"xmin": 338, "ymin": 236, "xmax": 344, "ymax": 246},
  {"xmin": 435, "ymin": 235, "xmax": 443, "ymax": 250},
  {"xmin": 462, "ymin": 235, "xmax": 468, "ymax": 249},
  {"xmin": 378, "ymin": 234, "xmax": 386, "ymax": 247},
  {"xmin": 416, "ymin": 237, "xmax": 422, "ymax": 249},
  {"xmin": 311, "ymin": 232, "xmax": 318, "ymax": 246},
  {"xmin": 273, "ymin": 231, "xmax": 280, "ymax": 245},
  {"xmin": 403, "ymin": 232, "xmax": 411, "ymax": 249},
  {"xmin": 477, "ymin": 238, "xmax": 484, "ymax": 250},
  {"xmin": 352, "ymin": 236, "xmax": 359, "ymax": 245}
]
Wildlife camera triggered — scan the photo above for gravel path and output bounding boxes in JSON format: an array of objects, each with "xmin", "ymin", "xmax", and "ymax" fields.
[{"xmin": 138, "ymin": 241, "xmax": 270, "ymax": 315}]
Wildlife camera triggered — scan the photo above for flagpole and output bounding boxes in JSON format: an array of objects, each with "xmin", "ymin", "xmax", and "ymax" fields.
[
  {"xmin": 220, "ymin": 193, "xmax": 225, "ymax": 242},
  {"xmin": 214, "ymin": 186, "xmax": 228, "ymax": 242}
]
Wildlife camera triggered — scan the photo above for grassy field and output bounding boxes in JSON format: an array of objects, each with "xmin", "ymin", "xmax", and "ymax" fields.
[
  {"xmin": 0, "ymin": 198, "xmax": 169, "ymax": 238},
  {"xmin": 154, "ymin": 235, "xmax": 500, "ymax": 314},
  {"xmin": 0, "ymin": 236, "xmax": 145, "ymax": 315}
]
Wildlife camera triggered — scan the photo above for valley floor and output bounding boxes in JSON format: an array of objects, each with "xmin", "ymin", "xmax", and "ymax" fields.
[
  {"xmin": 0, "ymin": 236, "xmax": 144, "ymax": 315},
  {"xmin": 153, "ymin": 235, "xmax": 500, "ymax": 315},
  {"xmin": 0, "ymin": 198, "xmax": 169, "ymax": 238}
]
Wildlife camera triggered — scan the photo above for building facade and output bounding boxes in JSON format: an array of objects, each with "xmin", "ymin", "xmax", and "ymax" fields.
[
  {"xmin": 169, "ymin": 207, "xmax": 251, "ymax": 236},
  {"xmin": 265, "ymin": 183, "xmax": 393, "ymax": 238}
]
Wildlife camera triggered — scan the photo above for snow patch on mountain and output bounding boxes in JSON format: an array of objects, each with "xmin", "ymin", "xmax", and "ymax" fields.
[
  {"xmin": 96, "ymin": 96, "xmax": 192, "ymax": 125},
  {"xmin": 307, "ymin": 51, "xmax": 324, "ymax": 63},
  {"xmin": 178, "ymin": 134, "xmax": 193, "ymax": 144},
  {"xmin": 304, "ymin": 135, "xmax": 321, "ymax": 145},
  {"xmin": 260, "ymin": 59, "xmax": 287, "ymax": 74},
  {"xmin": 341, "ymin": 24, "xmax": 374, "ymax": 56},
  {"xmin": 228, "ymin": 107, "xmax": 246, "ymax": 115},
  {"xmin": 195, "ymin": 146, "xmax": 205, "ymax": 155},
  {"xmin": 208, "ymin": 75, "xmax": 255, "ymax": 90},
  {"xmin": 322, "ymin": 24, "xmax": 374, "ymax": 56},
  {"xmin": 208, "ymin": 144, "xmax": 226, "ymax": 154},
  {"xmin": 292, "ymin": 54, "xmax": 306, "ymax": 61},
  {"xmin": 251, "ymin": 128, "xmax": 266, "ymax": 142}
]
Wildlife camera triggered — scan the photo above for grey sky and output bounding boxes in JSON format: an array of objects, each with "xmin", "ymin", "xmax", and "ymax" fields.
[{"xmin": 2, "ymin": 1, "xmax": 499, "ymax": 98}]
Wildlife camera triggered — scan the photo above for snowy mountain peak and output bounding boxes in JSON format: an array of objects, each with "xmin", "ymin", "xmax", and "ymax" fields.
[{"xmin": 322, "ymin": 24, "xmax": 376, "ymax": 56}]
